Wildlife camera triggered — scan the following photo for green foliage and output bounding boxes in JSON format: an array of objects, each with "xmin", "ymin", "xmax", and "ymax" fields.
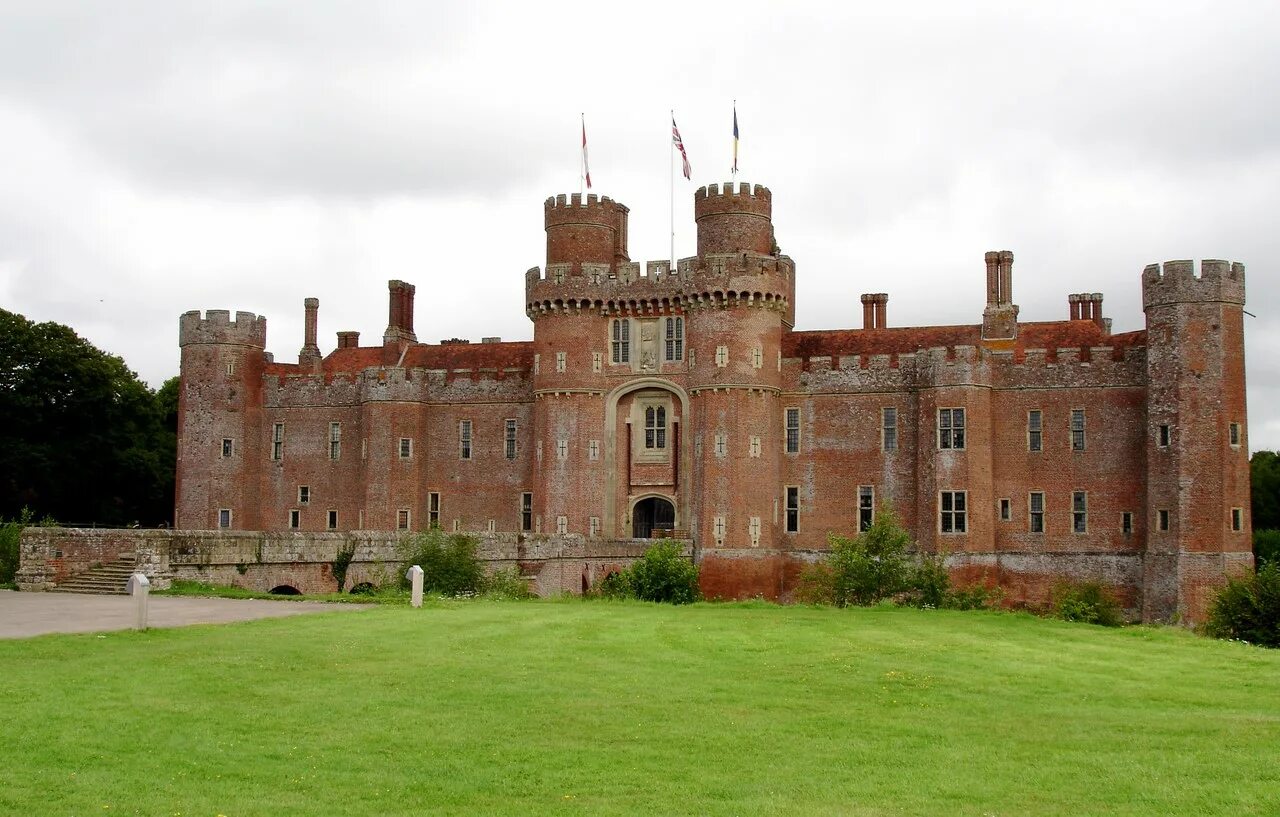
[
  {"xmin": 480, "ymin": 567, "xmax": 533, "ymax": 600},
  {"xmin": 0, "ymin": 508, "xmax": 34, "ymax": 585},
  {"xmin": 624, "ymin": 540, "xmax": 700, "ymax": 604},
  {"xmin": 332, "ymin": 542, "xmax": 357, "ymax": 592},
  {"xmin": 397, "ymin": 529, "xmax": 484, "ymax": 596},
  {"xmin": 1251, "ymin": 451, "xmax": 1280, "ymax": 531},
  {"xmin": 799, "ymin": 506, "xmax": 912, "ymax": 607},
  {"xmin": 909, "ymin": 550, "xmax": 951, "ymax": 608},
  {"xmin": 0, "ymin": 309, "xmax": 176, "ymax": 526},
  {"xmin": 1052, "ymin": 581, "xmax": 1123, "ymax": 627},
  {"xmin": 1253, "ymin": 529, "xmax": 1280, "ymax": 568},
  {"xmin": 596, "ymin": 570, "xmax": 632, "ymax": 599},
  {"xmin": 1205, "ymin": 563, "xmax": 1280, "ymax": 647}
]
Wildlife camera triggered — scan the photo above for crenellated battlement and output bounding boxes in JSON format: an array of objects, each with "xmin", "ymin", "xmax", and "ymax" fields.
[
  {"xmin": 179, "ymin": 309, "xmax": 267, "ymax": 347},
  {"xmin": 543, "ymin": 193, "xmax": 627, "ymax": 223},
  {"xmin": 1142, "ymin": 259, "xmax": 1245, "ymax": 310},
  {"xmin": 694, "ymin": 181, "xmax": 772, "ymax": 211}
]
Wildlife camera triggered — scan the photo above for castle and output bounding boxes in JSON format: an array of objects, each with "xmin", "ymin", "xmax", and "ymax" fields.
[{"xmin": 175, "ymin": 182, "xmax": 1253, "ymax": 621}]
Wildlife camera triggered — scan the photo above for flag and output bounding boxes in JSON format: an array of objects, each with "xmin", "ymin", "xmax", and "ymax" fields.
[
  {"xmin": 581, "ymin": 117, "xmax": 592, "ymax": 190},
  {"xmin": 732, "ymin": 104, "xmax": 739, "ymax": 174},
  {"xmin": 672, "ymin": 116, "xmax": 691, "ymax": 180}
]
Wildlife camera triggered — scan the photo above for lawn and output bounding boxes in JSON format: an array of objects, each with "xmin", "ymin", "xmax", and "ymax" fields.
[{"xmin": 2, "ymin": 600, "xmax": 1277, "ymax": 816}]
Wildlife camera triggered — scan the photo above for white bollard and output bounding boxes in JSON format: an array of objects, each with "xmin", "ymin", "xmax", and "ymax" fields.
[
  {"xmin": 127, "ymin": 573, "xmax": 151, "ymax": 631},
  {"xmin": 406, "ymin": 565, "xmax": 424, "ymax": 608}
]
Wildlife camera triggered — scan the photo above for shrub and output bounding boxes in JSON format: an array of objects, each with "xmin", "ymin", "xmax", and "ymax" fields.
[
  {"xmin": 1052, "ymin": 581, "xmax": 1123, "ymax": 627},
  {"xmin": 799, "ymin": 507, "xmax": 913, "ymax": 607},
  {"xmin": 332, "ymin": 542, "xmax": 357, "ymax": 592},
  {"xmin": 481, "ymin": 567, "xmax": 533, "ymax": 600},
  {"xmin": 908, "ymin": 550, "xmax": 950, "ymax": 609},
  {"xmin": 596, "ymin": 570, "xmax": 632, "ymax": 599},
  {"xmin": 1205, "ymin": 563, "xmax": 1280, "ymax": 647},
  {"xmin": 627, "ymin": 540, "xmax": 699, "ymax": 604},
  {"xmin": 0, "ymin": 508, "xmax": 34, "ymax": 586},
  {"xmin": 1254, "ymin": 530, "xmax": 1280, "ymax": 568},
  {"xmin": 397, "ymin": 529, "xmax": 484, "ymax": 596}
]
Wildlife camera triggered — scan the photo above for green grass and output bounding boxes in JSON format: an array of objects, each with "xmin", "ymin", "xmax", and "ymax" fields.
[
  {"xmin": 153, "ymin": 579, "xmax": 404, "ymax": 604},
  {"xmin": 2, "ymin": 601, "xmax": 1277, "ymax": 816}
]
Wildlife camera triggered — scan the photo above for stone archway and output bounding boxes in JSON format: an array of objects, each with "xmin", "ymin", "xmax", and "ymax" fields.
[
  {"xmin": 603, "ymin": 378, "xmax": 691, "ymax": 538},
  {"xmin": 632, "ymin": 496, "xmax": 676, "ymax": 539}
]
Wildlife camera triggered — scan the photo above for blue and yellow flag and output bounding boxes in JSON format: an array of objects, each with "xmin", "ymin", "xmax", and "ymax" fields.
[{"xmin": 732, "ymin": 104, "xmax": 739, "ymax": 174}]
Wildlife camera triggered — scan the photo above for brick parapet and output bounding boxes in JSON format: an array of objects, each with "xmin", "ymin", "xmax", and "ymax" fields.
[
  {"xmin": 179, "ymin": 309, "xmax": 267, "ymax": 348},
  {"xmin": 1141, "ymin": 259, "xmax": 1245, "ymax": 309}
]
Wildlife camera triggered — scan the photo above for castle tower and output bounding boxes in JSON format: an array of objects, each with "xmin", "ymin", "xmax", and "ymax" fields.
[
  {"xmin": 176, "ymin": 310, "xmax": 268, "ymax": 529},
  {"xmin": 685, "ymin": 182, "xmax": 794, "ymax": 598},
  {"xmin": 1142, "ymin": 259, "xmax": 1252, "ymax": 622}
]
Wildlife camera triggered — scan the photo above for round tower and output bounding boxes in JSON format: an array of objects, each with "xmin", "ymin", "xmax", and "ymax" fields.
[
  {"xmin": 685, "ymin": 182, "xmax": 791, "ymax": 598},
  {"xmin": 544, "ymin": 193, "xmax": 630, "ymax": 270},
  {"xmin": 177, "ymin": 310, "xmax": 268, "ymax": 530}
]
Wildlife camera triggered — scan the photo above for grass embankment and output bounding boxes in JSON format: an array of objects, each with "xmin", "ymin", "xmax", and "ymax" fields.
[
  {"xmin": 154, "ymin": 579, "xmax": 405, "ymax": 604},
  {"xmin": 2, "ymin": 601, "xmax": 1277, "ymax": 816}
]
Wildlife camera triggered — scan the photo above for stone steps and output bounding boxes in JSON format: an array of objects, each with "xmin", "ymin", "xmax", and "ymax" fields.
[{"xmin": 51, "ymin": 555, "xmax": 137, "ymax": 595}]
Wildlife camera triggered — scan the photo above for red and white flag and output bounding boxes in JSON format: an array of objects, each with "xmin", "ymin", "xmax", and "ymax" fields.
[
  {"xmin": 672, "ymin": 116, "xmax": 691, "ymax": 180},
  {"xmin": 581, "ymin": 117, "xmax": 592, "ymax": 189}
]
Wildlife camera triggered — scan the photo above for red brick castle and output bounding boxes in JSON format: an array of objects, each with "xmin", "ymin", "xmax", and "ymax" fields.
[{"xmin": 176, "ymin": 182, "xmax": 1252, "ymax": 621}]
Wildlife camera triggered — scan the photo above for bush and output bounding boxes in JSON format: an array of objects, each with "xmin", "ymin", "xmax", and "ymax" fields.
[
  {"xmin": 1254, "ymin": 530, "xmax": 1280, "ymax": 568},
  {"xmin": 1052, "ymin": 581, "xmax": 1123, "ymax": 627},
  {"xmin": 1205, "ymin": 563, "xmax": 1280, "ymax": 647},
  {"xmin": 626, "ymin": 540, "xmax": 699, "ymax": 604},
  {"xmin": 332, "ymin": 542, "xmax": 356, "ymax": 593},
  {"xmin": 908, "ymin": 550, "xmax": 950, "ymax": 609},
  {"xmin": 481, "ymin": 567, "xmax": 533, "ymax": 600},
  {"xmin": 799, "ymin": 507, "xmax": 912, "ymax": 607},
  {"xmin": 0, "ymin": 508, "xmax": 34, "ymax": 586},
  {"xmin": 397, "ymin": 529, "xmax": 484, "ymax": 596},
  {"xmin": 596, "ymin": 570, "xmax": 632, "ymax": 599}
]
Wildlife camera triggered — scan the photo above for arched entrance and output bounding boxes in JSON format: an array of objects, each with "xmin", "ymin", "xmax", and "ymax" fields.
[{"xmin": 633, "ymin": 496, "xmax": 676, "ymax": 539}]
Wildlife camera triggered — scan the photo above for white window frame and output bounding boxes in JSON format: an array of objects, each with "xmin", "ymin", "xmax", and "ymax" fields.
[
  {"xmin": 882, "ymin": 407, "xmax": 897, "ymax": 451},
  {"xmin": 1028, "ymin": 410, "xmax": 1042, "ymax": 452},
  {"xmin": 218, "ymin": 508, "xmax": 232, "ymax": 529},
  {"xmin": 397, "ymin": 509, "xmax": 411, "ymax": 531},
  {"xmin": 459, "ymin": 420, "xmax": 472, "ymax": 460},
  {"xmin": 298, "ymin": 485, "xmax": 310, "ymax": 505},
  {"xmin": 1029, "ymin": 492, "xmax": 1045, "ymax": 533},
  {"xmin": 940, "ymin": 490, "xmax": 967, "ymax": 534},
  {"xmin": 1070, "ymin": 409, "xmax": 1086, "ymax": 451},
  {"xmin": 784, "ymin": 486, "xmax": 799, "ymax": 533},
  {"xmin": 505, "ymin": 419, "xmax": 518, "ymax": 460},
  {"xmin": 785, "ymin": 407, "xmax": 801, "ymax": 454},
  {"xmin": 428, "ymin": 492, "xmax": 440, "ymax": 529},
  {"xmin": 288, "ymin": 509, "xmax": 300, "ymax": 529},
  {"xmin": 1072, "ymin": 491, "xmax": 1088, "ymax": 534},
  {"xmin": 939, "ymin": 408, "xmax": 965, "ymax": 450},
  {"xmin": 857, "ymin": 485, "xmax": 874, "ymax": 531},
  {"xmin": 399, "ymin": 437, "xmax": 413, "ymax": 460},
  {"xmin": 664, "ymin": 317, "xmax": 684, "ymax": 361},
  {"xmin": 611, "ymin": 319, "xmax": 630, "ymax": 364},
  {"xmin": 272, "ymin": 422, "xmax": 284, "ymax": 461},
  {"xmin": 329, "ymin": 422, "xmax": 341, "ymax": 460}
]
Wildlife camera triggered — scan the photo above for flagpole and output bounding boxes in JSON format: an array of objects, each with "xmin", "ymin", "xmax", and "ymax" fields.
[
  {"xmin": 731, "ymin": 99, "xmax": 737, "ymax": 179},
  {"xmin": 670, "ymin": 110, "xmax": 675, "ymax": 268},
  {"xmin": 580, "ymin": 112, "xmax": 585, "ymax": 199}
]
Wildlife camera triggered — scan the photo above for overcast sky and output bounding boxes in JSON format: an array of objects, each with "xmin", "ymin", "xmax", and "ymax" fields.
[{"xmin": 2, "ymin": 1, "xmax": 1277, "ymax": 450}]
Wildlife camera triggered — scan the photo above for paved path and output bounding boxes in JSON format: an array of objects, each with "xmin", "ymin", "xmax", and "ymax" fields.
[{"xmin": 0, "ymin": 590, "xmax": 366, "ymax": 639}]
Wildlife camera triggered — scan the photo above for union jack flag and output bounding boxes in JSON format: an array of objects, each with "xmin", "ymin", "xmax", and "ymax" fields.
[{"xmin": 672, "ymin": 116, "xmax": 691, "ymax": 180}]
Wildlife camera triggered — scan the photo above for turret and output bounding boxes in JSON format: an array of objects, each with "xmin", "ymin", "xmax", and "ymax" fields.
[
  {"xmin": 544, "ymin": 193, "xmax": 629, "ymax": 271},
  {"xmin": 1141, "ymin": 259, "xmax": 1251, "ymax": 623},
  {"xmin": 694, "ymin": 182, "xmax": 773, "ymax": 256},
  {"xmin": 176, "ymin": 310, "xmax": 269, "ymax": 530}
]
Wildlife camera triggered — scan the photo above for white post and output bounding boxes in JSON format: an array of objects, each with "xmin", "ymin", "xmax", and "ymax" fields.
[
  {"xmin": 127, "ymin": 573, "xmax": 151, "ymax": 631},
  {"xmin": 406, "ymin": 565, "xmax": 424, "ymax": 608}
]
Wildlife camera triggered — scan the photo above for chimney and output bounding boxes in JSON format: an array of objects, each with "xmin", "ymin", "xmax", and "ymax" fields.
[
  {"xmin": 981, "ymin": 249, "xmax": 1020, "ymax": 341},
  {"xmin": 298, "ymin": 297, "xmax": 321, "ymax": 365},
  {"xmin": 998, "ymin": 250, "xmax": 1013, "ymax": 304},
  {"xmin": 861, "ymin": 293, "xmax": 888, "ymax": 329},
  {"xmin": 383, "ymin": 280, "xmax": 418, "ymax": 346},
  {"xmin": 984, "ymin": 251, "xmax": 1000, "ymax": 305},
  {"xmin": 337, "ymin": 331, "xmax": 360, "ymax": 349},
  {"xmin": 1090, "ymin": 293, "xmax": 1105, "ymax": 330}
]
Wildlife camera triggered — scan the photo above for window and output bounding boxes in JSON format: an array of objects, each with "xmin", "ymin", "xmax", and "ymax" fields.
[
  {"xmin": 1229, "ymin": 422, "xmax": 1241, "ymax": 447},
  {"xmin": 645, "ymin": 406, "xmax": 667, "ymax": 449},
  {"xmin": 505, "ymin": 419, "xmax": 518, "ymax": 459},
  {"xmin": 1231, "ymin": 507, "xmax": 1243, "ymax": 532},
  {"xmin": 1158, "ymin": 424, "xmax": 1170, "ymax": 447},
  {"xmin": 327, "ymin": 510, "xmax": 338, "ymax": 530},
  {"xmin": 459, "ymin": 420, "xmax": 472, "ymax": 459},
  {"xmin": 940, "ymin": 491, "xmax": 967, "ymax": 533},
  {"xmin": 556, "ymin": 439, "xmax": 568, "ymax": 460},
  {"xmin": 999, "ymin": 498, "xmax": 1011, "ymax": 521},
  {"xmin": 858, "ymin": 486, "xmax": 874, "ymax": 531},
  {"xmin": 272, "ymin": 422, "xmax": 284, "ymax": 460},
  {"xmin": 664, "ymin": 317, "xmax": 684, "ymax": 361},
  {"xmin": 751, "ymin": 346, "xmax": 763, "ymax": 368},
  {"xmin": 592, "ymin": 352, "xmax": 602, "ymax": 373},
  {"xmin": 221, "ymin": 438, "xmax": 233, "ymax": 458},
  {"xmin": 218, "ymin": 508, "xmax": 232, "ymax": 529},
  {"xmin": 1071, "ymin": 409, "xmax": 1086, "ymax": 451},
  {"xmin": 589, "ymin": 516, "xmax": 600, "ymax": 537},
  {"xmin": 939, "ymin": 408, "xmax": 965, "ymax": 450},
  {"xmin": 749, "ymin": 436, "xmax": 761, "ymax": 458},
  {"xmin": 1072, "ymin": 491, "xmax": 1087, "ymax": 533},
  {"xmin": 397, "ymin": 509, "xmax": 410, "ymax": 531},
  {"xmin": 714, "ymin": 433, "xmax": 727, "ymax": 458},
  {"xmin": 882, "ymin": 407, "xmax": 897, "ymax": 451},
  {"xmin": 785, "ymin": 407, "xmax": 800, "ymax": 453},
  {"xmin": 328, "ymin": 422, "xmax": 341, "ymax": 460},
  {"xmin": 556, "ymin": 515, "xmax": 568, "ymax": 535},
  {"xmin": 785, "ymin": 486, "xmax": 799, "ymax": 533},
  {"xmin": 611, "ymin": 319, "xmax": 630, "ymax": 363},
  {"xmin": 588, "ymin": 440, "xmax": 600, "ymax": 461},
  {"xmin": 715, "ymin": 345, "xmax": 729, "ymax": 367},
  {"xmin": 298, "ymin": 486, "xmax": 310, "ymax": 505},
  {"xmin": 1028, "ymin": 410, "xmax": 1042, "ymax": 452},
  {"xmin": 556, "ymin": 351, "xmax": 566, "ymax": 373},
  {"xmin": 428, "ymin": 493, "xmax": 440, "ymax": 528},
  {"xmin": 1158, "ymin": 509, "xmax": 1170, "ymax": 532},
  {"xmin": 399, "ymin": 437, "xmax": 413, "ymax": 459},
  {"xmin": 289, "ymin": 509, "xmax": 300, "ymax": 529},
  {"xmin": 1029, "ymin": 492, "xmax": 1045, "ymax": 533},
  {"xmin": 1122, "ymin": 512, "xmax": 1133, "ymax": 535},
  {"xmin": 520, "ymin": 493, "xmax": 532, "ymax": 532}
]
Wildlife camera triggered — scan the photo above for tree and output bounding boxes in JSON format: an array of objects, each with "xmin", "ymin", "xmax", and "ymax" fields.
[
  {"xmin": 800, "ymin": 506, "xmax": 914, "ymax": 607},
  {"xmin": 0, "ymin": 308, "xmax": 175, "ymax": 526},
  {"xmin": 1251, "ymin": 450, "xmax": 1280, "ymax": 531}
]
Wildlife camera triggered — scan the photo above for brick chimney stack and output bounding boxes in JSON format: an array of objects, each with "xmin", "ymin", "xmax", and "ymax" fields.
[
  {"xmin": 383, "ymin": 280, "xmax": 417, "ymax": 346},
  {"xmin": 981, "ymin": 249, "xmax": 1019, "ymax": 341},
  {"xmin": 298, "ymin": 297, "xmax": 321, "ymax": 367},
  {"xmin": 860, "ymin": 293, "xmax": 888, "ymax": 329}
]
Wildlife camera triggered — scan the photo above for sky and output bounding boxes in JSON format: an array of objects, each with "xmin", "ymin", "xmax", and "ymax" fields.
[{"xmin": 2, "ymin": 1, "xmax": 1278, "ymax": 451}]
